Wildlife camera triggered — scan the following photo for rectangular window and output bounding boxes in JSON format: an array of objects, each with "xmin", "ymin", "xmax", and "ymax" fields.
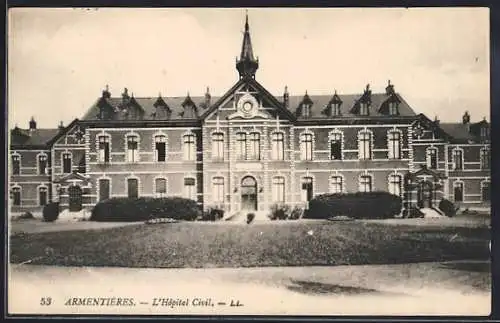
[
  {"xmin": 302, "ymin": 104, "xmax": 311, "ymax": 118},
  {"xmin": 427, "ymin": 148, "xmax": 438, "ymax": 169},
  {"xmin": 330, "ymin": 133, "xmax": 342, "ymax": 160},
  {"xmin": 236, "ymin": 132, "xmax": 247, "ymax": 160},
  {"xmin": 272, "ymin": 177, "xmax": 285, "ymax": 203},
  {"xmin": 12, "ymin": 187, "xmax": 21, "ymax": 206},
  {"xmin": 38, "ymin": 154, "xmax": 48, "ymax": 175},
  {"xmin": 271, "ymin": 132, "xmax": 284, "ymax": 160},
  {"xmin": 358, "ymin": 131, "xmax": 372, "ymax": 160},
  {"xmin": 249, "ymin": 132, "xmax": 260, "ymax": 160},
  {"xmin": 359, "ymin": 175, "xmax": 372, "ymax": 192},
  {"xmin": 212, "ymin": 177, "xmax": 224, "ymax": 203},
  {"xmin": 454, "ymin": 182, "xmax": 464, "ymax": 202},
  {"xmin": 155, "ymin": 135, "xmax": 166, "ymax": 162},
  {"xmin": 360, "ymin": 103, "xmax": 369, "ymax": 116},
  {"xmin": 481, "ymin": 148, "xmax": 490, "ymax": 169},
  {"xmin": 98, "ymin": 136, "xmax": 110, "ymax": 163},
  {"xmin": 482, "ymin": 182, "xmax": 491, "ymax": 202},
  {"xmin": 388, "ymin": 175, "xmax": 402, "ymax": 196},
  {"xmin": 212, "ymin": 133, "xmax": 224, "ymax": 161},
  {"xmin": 184, "ymin": 178, "xmax": 196, "ymax": 200},
  {"xmin": 389, "ymin": 102, "xmax": 398, "ymax": 115},
  {"xmin": 301, "ymin": 177, "xmax": 313, "ymax": 202},
  {"xmin": 330, "ymin": 176, "xmax": 343, "ymax": 194},
  {"xmin": 453, "ymin": 149, "xmax": 463, "ymax": 170},
  {"xmin": 388, "ymin": 131, "xmax": 401, "ymax": 159},
  {"xmin": 300, "ymin": 133, "xmax": 313, "ymax": 161},
  {"xmin": 62, "ymin": 153, "xmax": 72, "ymax": 173},
  {"xmin": 12, "ymin": 155, "xmax": 20, "ymax": 175},
  {"xmin": 332, "ymin": 103, "xmax": 341, "ymax": 116},
  {"xmin": 183, "ymin": 134, "xmax": 196, "ymax": 161},
  {"xmin": 99, "ymin": 179, "xmax": 110, "ymax": 201},
  {"xmin": 127, "ymin": 136, "xmax": 139, "ymax": 163},
  {"xmin": 39, "ymin": 187, "xmax": 48, "ymax": 206},
  {"xmin": 127, "ymin": 178, "xmax": 139, "ymax": 198}
]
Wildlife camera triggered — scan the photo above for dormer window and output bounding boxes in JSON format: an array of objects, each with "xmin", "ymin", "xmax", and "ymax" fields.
[
  {"xmin": 302, "ymin": 104, "xmax": 311, "ymax": 118},
  {"xmin": 389, "ymin": 102, "xmax": 399, "ymax": 115},
  {"xmin": 360, "ymin": 103, "xmax": 369, "ymax": 116},
  {"xmin": 480, "ymin": 126, "xmax": 490, "ymax": 141},
  {"xmin": 331, "ymin": 103, "xmax": 341, "ymax": 116}
]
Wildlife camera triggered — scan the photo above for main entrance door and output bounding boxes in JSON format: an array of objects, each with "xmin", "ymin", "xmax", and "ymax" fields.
[
  {"xmin": 241, "ymin": 176, "xmax": 257, "ymax": 211},
  {"xmin": 417, "ymin": 181, "xmax": 433, "ymax": 208},
  {"xmin": 68, "ymin": 185, "xmax": 83, "ymax": 212}
]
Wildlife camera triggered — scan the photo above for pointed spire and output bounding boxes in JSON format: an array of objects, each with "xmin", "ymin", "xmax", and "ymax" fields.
[{"xmin": 236, "ymin": 10, "xmax": 259, "ymax": 79}]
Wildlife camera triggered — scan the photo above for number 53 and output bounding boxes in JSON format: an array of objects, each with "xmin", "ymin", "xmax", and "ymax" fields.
[{"xmin": 40, "ymin": 297, "xmax": 52, "ymax": 306}]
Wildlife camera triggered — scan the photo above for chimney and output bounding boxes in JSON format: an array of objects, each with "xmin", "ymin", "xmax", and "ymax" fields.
[
  {"xmin": 102, "ymin": 84, "xmax": 111, "ymax": 99},
  {"xmin": 385, "ymin": 80, "xmax": 395, "ymax": 95},
  {"xmin": 122, "ymin": 88, "xmax": 130, "ymax": 104},
  {"xmin": 29, "ymin": 117, "xmax": 37, "ymax": 131},
  {"xmin": 58, "ymin": 121, "xmax": 64, "ymax": 131},
  {"xmin": 283, "ymin": 86, "xmax": 289, "ymax": 109},
  {"xmin": 434, "ymin": 115, "xmax": 440, "ymax": 126},
  {"xmin": 462, "ymin": 111, "xmax": 471, "ymax": 124},
  {"xmin": 364, "ymin": 83, "xmax": 372, "ymax": 102},
  {"xmin": 204, "ymin": 86, "xmax": 211, "ymax": 108}
]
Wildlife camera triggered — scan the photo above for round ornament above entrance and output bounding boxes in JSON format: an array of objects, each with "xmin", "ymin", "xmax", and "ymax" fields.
[{"xmin": 237, "ymin": 93, "xmax": 259, "ymax": 118}]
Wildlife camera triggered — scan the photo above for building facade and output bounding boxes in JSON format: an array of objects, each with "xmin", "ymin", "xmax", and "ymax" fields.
[{"xmin": 9, "ymin": 15, "xmax": 491, "ymax": 216}]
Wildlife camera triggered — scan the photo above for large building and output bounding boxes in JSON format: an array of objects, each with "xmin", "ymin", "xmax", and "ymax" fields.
[{"xmin": 9, "ymin": 14, "xmax": 491, "ymax": 218}]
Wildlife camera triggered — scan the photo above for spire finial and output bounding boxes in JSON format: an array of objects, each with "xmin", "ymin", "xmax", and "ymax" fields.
[
  {"xmin": 206, "ymin": 86, "xmax": 210, "ymax": 94},
  {"xmin": 105, "ymin": 84, "xmax": 109, "ymax": 91},
  {"xmin": 334, "ymin": 89, "xmax": 337, "ymax": 95},
  {"xmin": 388, "ymin": 79, "xmax": 391, "ymax": 86},
  {"xmin": 245, "ymin": 9, "xmax": 249, "ymax": 31}
]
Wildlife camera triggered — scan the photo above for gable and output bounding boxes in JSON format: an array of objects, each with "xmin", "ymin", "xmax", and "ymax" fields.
[
  {"xmin": 411, "ymin": 114, "xmax": 450, "ymax": 142},
  {"xmin": 202, "ymin": 77, "xmax": 296, "ymax": 122},
  {"xmin": 52, "ymin": 120, "xmax": 85, "ymax": 146}
]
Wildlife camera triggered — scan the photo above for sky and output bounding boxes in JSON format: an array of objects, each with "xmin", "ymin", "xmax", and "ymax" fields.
[{"xmin": 8, "ymin": 7, "xmax": 490, "ymax": 129}]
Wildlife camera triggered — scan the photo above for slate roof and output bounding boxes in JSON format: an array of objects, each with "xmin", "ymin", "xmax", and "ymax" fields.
[
  {"xmin": 10, "ymin": 127, "xmax": 60, "ymax": 148},
  {"xmin": 279, "ymin": 92, "xmax": 418, "ymax": 119},
  {"xmin": 81, "ymin": 96, "xmax": 220, "ymax": 121},
  {"xmin": 439, "ymin": 121, "xmax": 489, "ymax": 143}
]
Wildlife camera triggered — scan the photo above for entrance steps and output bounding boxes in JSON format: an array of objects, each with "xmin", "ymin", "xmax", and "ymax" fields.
[
  {"xmin": 420, "ymin": 208, "xmax": 445, "ymax": 218},
  {"xmin": 224, "ymin": 211, "xmax": 270, "ymax": 223},
  {"xmin": 58, "ymin": 209, "xmax": 90, "ymax": 222}
]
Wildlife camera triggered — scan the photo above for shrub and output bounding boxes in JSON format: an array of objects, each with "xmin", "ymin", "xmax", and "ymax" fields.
[
  {"xmin": 269, "ymin": 204, "xmax": 291, "ymax": 220},
  {"xmin": 246, "ymin": 213, "xmax": 255, "ymax": 224},
  {"xmin": 19, "ymin": 211, "xmax": 34, "ymax": 220},
  {"xmin": 90, "ymin": 197, "xmax": 201, "ymax": 222},
  {"xmin": 289, "ymin": 206, "xmax": 304, "ymax": 220},
  {"xmin": 304, "ymin": 192, "xmax": 402, "ymax": 220},
  {"xmin": 202, "ymin": 207, "xmax": 225, "ymax": 221},
  {"xmin": 43, "ymin": 202, "xmax": 60, "ymax": 222},
  {"xmin": 439, "ymin": 199, "xmax": 458, "ymax": 217}
]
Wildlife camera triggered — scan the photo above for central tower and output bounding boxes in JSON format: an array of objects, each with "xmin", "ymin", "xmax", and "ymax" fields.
[{"xmin": 236, "ymin": 12, "xmax": 259, "ymax": 79}]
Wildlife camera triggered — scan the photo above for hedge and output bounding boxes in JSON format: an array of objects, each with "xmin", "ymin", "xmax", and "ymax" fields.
[
  {"xmin": 43, "ymin": 202, "xmax": 60, "ymax": 222},
  {"xmin": 439, "ymin": 199, "xmax": 458, "ymax": 217},
  {"xmin": 90, "ymin": 197, "xmax": 202, "ymax": 222},
  {"xmin": 304, "ymin": 192, "xmax": 402, "ymax": 220}
]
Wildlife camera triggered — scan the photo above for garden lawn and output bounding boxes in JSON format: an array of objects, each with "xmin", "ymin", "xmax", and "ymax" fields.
[{"xmin": 9, "ymin": 220, "xmax": 490, "ymax": 268}]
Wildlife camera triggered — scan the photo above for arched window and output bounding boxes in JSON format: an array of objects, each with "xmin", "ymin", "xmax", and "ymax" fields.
[
  {"xmin": 330, "ymin": 176, "xmax": 343, "ymax": 193},
  {"xmin": 154, "ymin": 135, "xmax": 167, "ymax": 162},
  {"xmin": 12, "ymin": 187, "xmax": 21, "ymax": 206},
  {"xmin": 184, "ymin": 177, "xmax": 196, "ymax": 200},
  {"xmin": 300, "ymin": 133, "xmax": 313, "ymax": 161},
  {"xmin": 127, "ymin": 178, "xmax": 139, "ymax": 198},
  {"xmin": 236, "ymin": 132, "xmax": 247, "ymax": 160},
  {"xmin": 126, "ymin": 135, "xmax": 139, "ymax": 163},
  {"xmin": 452, "ymin": 148, "xmax": 463, "ymax": 170},
  {"xmin": 301, "ymin": 177, "xmax": 314, "ymax": 202},
  {"xmin": 387, "ymin": 130, "xmax": 401, "ymax": 159},
  {"xmin": 271, "ymin": 132, "xmax": 284, "ymax": 160},
  {"xmin": 99, "ymin": 178, "xmax": 110, "ymax": 201},
  {"xmin": 359, "ymin": 175, "xmax": 372, "ymax": 192},
  {"xmin": 212, "ymin": 132, "xmax": 224, "ymax": 161},
  {"xmin": 454, "ymin": 181, "xmax": 464, "ymax": 202},
  {"xmin": 12, "ymin": 154, "xmax": 21, "ymax": 175},
  {"xmin": 329, "ymin": 132, "xmax": 342, "ymax": 160},
  {"xmin": 38, "ymin": 186, "xmax": 48, "ymax": 206},
  {"xmin": 62, "ymin": 152, "xmax": 72, "ymax": 173},
  {"xmin": 388, "ymin": 174, "xmax": 402, "ymax": 196},
  {"xmin": 38, "ymin": 154, "xmax": 48, "ymax": 175},
  {"xmin": 480, "ymin": 148, "xmax": 490, "ymax": 170},
  {"xmin": 212, "ymin": 177, "xmax": 224, "ymax": 203},
  {"xmin": 272, "ymin": 176, "xmax": 285, "ymax": 203},
  {"xmin": 183, "ymin": 133, "xmax": 196, "ymax": 161},
  {"xmin": 481, "ymin": 181, "xmax": 491, "ymax": 202},
  {"xmin": 426, "ymin": 147, "xmax": 438, "ymax": 169},
  {"xmin": 358, "ymin": 131, "xmax": 372, "ymax": 160},
  {"xmin": 98, "ymin": 135, "xmax": 110, "ymax": 163}
]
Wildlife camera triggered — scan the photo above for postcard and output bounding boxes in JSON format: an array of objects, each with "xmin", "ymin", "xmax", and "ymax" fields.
[{"xmin": 7, "ymin": 7, "xmax": 491, "ymax": 316}]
